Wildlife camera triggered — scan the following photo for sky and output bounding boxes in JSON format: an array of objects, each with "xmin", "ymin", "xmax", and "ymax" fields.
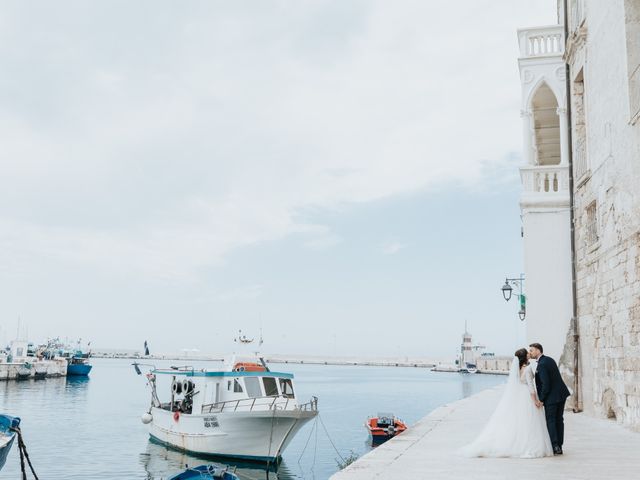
[{"xmin": 0, "ymin": 1, "xmax": 555, "ymax": 358}]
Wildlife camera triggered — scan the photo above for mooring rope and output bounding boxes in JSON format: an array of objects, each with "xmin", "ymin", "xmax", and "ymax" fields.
[
  {"xmin": 9, "ymin": 426, "xmax": 39, "ymax": 480},
  {"xmin": 267, "ymin": 403, "xmax": 277, "ymax": 460},
  {"xmin": 297, "ymin": 412, "xmax": 347, "ymax": 474},
  {"xmin": 318, "ymin": 414, "xmax": 346, "ymax": 463},
  {"xmin": 312, "ymin": 410, "xmax": 318, "ymax": 471},
  {"xmin": 297, "ymin": 414, "xmax": 318, "ymax": 463}
]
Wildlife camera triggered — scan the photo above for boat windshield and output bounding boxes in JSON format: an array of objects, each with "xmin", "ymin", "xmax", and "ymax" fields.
[
  {"xmin": 279, "ymin": 378, "xmax": 295, "ymax": 398},
  {"xmin": 227, "ymin": 379, "xmax": 243, "ymax": 393},
  {"xmin": 244, "ymin": 377, "xmax": 262, "ymax": 398},
  {"xmin": 262, "ymin": 377, "xmax": 279, "ymax": 397}
]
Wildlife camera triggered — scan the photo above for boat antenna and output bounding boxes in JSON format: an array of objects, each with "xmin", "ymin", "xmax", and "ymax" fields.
[{"xmin": 259, "ymin": 357, "xmax": 270, "ymax": 372}]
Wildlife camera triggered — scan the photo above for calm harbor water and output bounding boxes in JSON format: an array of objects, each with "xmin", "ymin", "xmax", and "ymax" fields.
[{"xmin": 0, "ymin": 358, "xmax": 505, "ymax": 479}]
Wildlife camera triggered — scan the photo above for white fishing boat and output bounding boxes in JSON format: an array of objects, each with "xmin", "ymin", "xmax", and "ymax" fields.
[{"xmin": 135, "ymin": 354, "xmax": 318, "ymax": 463}]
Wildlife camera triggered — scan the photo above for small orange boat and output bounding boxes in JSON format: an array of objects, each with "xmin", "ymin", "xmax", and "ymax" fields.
[
  {"xmin": 232, "ymin": 362, "xmax": 267, "ymax": 372},
  {"xmin": 365, "ymin": 413, "xmax": 407, "ymax": 445}
]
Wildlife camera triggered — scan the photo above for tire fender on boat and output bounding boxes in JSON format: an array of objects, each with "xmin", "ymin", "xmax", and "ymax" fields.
[
  {"xmin": 171, "ymin": 380, "xmax": 183, "ymax": 395},
  {"xmin": 182, "ymin": 379, "xmax": 194, "ymax": 394}
]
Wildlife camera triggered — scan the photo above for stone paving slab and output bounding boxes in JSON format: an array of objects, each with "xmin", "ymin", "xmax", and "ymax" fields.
[{"xmin": 331, "ymin": 386, "xmax": 640, "ymax": 480}]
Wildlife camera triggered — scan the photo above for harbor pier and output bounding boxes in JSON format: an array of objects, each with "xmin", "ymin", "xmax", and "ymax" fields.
[
  {"xmin": 0, "ymin": 340, "xmax": 68, "ymax": 380},
  {"xmin": 0, "ymin": 359, "xmax": 67, "ymax": 380},
  {"xmin": 331, "ymin": 386, "xmax": 640, "ymax": 479}
]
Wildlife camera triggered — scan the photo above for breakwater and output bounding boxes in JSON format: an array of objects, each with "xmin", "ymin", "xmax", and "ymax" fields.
[
  {"xmin": 0, "ymin": 359, "xmax": 67, "ymax": 380},
  {"xmin": 90, "ymin": 351, "xmax": 440, "ymax": 368}
]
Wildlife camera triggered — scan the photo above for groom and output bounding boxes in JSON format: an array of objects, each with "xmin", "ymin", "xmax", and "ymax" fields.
[{"xmin": 529, "ymin": 343, "xmax": 571, "ymax": 455}]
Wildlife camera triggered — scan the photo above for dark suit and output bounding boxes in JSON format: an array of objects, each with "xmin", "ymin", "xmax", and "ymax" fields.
[{"xmin": 535, "ymin": 355, "xmax": 571, "ymax": 449}]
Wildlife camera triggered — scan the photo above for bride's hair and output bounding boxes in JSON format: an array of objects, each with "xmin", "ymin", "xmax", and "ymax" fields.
[{"xmin": 514, "ymin": 348, "xmax": 528, "ymax": 369}]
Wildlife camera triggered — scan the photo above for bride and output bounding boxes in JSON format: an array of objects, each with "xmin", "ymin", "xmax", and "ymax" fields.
[{"xmin": 460, "ymin": 348, "xmax": 553, "ymax": 458}]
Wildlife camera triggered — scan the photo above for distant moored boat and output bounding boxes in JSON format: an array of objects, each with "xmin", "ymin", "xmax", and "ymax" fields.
[
  {"xmin": 15, "ymin": 365, "xmax": 31, "ymax": 381},
  {"xmin": 65, "ymin": 350, "xmax": 93, "ymax": 376}
]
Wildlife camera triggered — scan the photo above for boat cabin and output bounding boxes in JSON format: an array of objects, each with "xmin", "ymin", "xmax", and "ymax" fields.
[{"xmin": 150, "ymin": 367, "xmax": 301, "ymax": 416}]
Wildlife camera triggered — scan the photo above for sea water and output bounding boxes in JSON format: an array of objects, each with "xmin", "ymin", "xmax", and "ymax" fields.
[{"xmin": 0, "ymin": 358, "xmax": 505, "ymax": 479}]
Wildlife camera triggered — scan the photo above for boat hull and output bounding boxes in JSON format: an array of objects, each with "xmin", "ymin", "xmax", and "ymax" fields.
[
  {"xmin": 366, "ymin": 417, "xmax": 407, "ymax": 446},
  {"xmin": 0, "ymin": 435, "xmax": 16, "ymax": 471},
  {"xmin": 148, "ymin": 407, "xmax": 316, "ymax": 461},
  {"xmin": 67, "ymin": 364, "xmax": 92, "ymax": 376},
  {"xmin": 0, "ymin": 415, "xmax": 20, "ymax": 471}
]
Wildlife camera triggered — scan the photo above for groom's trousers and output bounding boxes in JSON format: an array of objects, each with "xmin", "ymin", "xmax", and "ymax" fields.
[{"xmin": 544, "ymin": 400, "xmax": 566, "ymax": 447}]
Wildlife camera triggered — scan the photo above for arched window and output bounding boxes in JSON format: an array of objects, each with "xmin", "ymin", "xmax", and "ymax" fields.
[{"xmin": 531, "ymin": 83, "xmax": 561, "ymax": 166}]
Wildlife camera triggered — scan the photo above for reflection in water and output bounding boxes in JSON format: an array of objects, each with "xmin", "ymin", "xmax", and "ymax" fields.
[
  {"xmin": 461, "ymin": 376, "xmax": 473, "ymax": 398},
  {"xmin": 65, "ymin": 375, "xmax": 91, "ymax": 389},
  {"xmin": 140, "ymin": 439, "xmax": 294, "ymax": 480},
  {"xmin": 0, "ymin": 376, "xmax": 70, "ymax": 409}
]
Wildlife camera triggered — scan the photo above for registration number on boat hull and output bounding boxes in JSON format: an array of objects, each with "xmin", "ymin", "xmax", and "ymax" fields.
[{"xmin": 203, "ymin": 416, "xmax": 219, "ymax": 428}]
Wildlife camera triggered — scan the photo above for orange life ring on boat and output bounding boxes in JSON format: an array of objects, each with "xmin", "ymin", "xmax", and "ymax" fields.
[
  {"xmin": 232, "ymin": 362, "xmax": 266, "ymax": 372},
  {"xmin": 173, "ymin": 411, "xmax": 180, "ymax": 422}
]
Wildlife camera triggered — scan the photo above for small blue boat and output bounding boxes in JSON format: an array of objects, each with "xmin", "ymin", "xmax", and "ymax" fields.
[
  {"xmin": 0, "ymin": 415, "xmax": 20, "ymax": 471},
  {"xmin": 67, "ymin": 359, "xmax": 92, "ymax": 376},
  {"xmin": 66, "ymin": 352, "xmax": 92, "ymax": 376},
  {"xmin": 169, "ymin": 465, "xmax": 239, "ymax": 480}
]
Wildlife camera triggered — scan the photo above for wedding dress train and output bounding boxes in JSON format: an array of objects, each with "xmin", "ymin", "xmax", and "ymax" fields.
[{"xmin": 460, "ymin": 358, "xmax": 553, "ymax": 458}]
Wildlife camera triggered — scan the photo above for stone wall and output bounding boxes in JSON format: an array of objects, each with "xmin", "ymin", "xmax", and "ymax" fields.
[
  {"xmin": 476, "ymin": 356, "xmax": 511, "ymax": 375},
  {"xmin": 566, "ymin": 0, "xmax": 640, "ymax": 430}
]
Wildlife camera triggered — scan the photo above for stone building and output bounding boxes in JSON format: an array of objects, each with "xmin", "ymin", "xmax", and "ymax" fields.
[
  {"xmin": 517, "ymin": 0, "xmax": 640, "ymax": 430},
  {"xmin": 475, "ymin": 354, "xmax": 512, "ymax": 375}
]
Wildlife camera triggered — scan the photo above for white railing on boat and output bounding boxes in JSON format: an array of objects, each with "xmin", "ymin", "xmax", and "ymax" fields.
[
  {"xmin": 201, "ymin": 396, "xmax": 318, "ymax": 414},
  {"xmin": 297, "ymin": 397, "xmax": 318, "ymax": 412}
]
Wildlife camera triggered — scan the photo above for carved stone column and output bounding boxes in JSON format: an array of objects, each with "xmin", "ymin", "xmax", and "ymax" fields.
[
  {"xmin": 520, "ymin": 109, "xmax": 534, "ymax": 165},
  {"xmin": 557, "ymin": 106, "xmax": 569, "ymax": 166}
]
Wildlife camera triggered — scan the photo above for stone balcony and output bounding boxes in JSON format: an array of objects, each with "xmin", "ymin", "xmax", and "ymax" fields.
[
  {"xmin": 517, "ymin": 25, "xmax": 564, "ymax": 59},
  {"xmin": 520, "ymin": 164, "xmax": 570, "ymax": 209}
]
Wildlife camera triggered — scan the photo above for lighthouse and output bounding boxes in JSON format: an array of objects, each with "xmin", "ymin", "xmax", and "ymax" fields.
[{"xmin": 461, "ymin": 329, "xmax": 474, "ymax": 367}]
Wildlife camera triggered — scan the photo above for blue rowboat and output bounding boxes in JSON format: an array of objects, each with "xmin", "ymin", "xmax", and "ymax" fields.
[
  {"xmin": 0, "ymin": 415, "xmax": 20, "ymax": 471},
  {"xmin": 169, "ymin": 465, "xmax": 239, "ymax": 480},
  {"xmin": 67, "ymin": 362, "xmax": 92, "ymax": 376}
]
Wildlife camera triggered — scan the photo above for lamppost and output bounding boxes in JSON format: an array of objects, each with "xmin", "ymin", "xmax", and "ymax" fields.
[{"xmin": 501, "ymin": 274, "xmax": 526, "ymax": 321}]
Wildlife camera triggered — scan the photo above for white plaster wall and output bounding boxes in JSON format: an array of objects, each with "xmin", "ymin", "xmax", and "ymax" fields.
[{"xmin": 522, "ymin": 208, "xmax": 574, "ymax": 362}]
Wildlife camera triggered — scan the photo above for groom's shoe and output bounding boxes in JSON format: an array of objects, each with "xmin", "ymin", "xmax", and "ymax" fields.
[{"xmin": 553, "ymin": 446, "xmax": 563, "ymax": 455}]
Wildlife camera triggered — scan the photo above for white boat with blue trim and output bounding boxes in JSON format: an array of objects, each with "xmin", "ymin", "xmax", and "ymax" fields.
[
  {"xmin": 135, "ymin": 355, "xmax": 318, "ymax": 463},
  {"xmin": 0, "ymin": 415, "xmax": 20, "ymax": 471}
]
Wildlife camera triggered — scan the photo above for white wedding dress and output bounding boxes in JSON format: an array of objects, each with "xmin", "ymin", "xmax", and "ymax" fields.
[{"xmin": 460, "ymin": 358, "xmax": 553, "ymax": 458}]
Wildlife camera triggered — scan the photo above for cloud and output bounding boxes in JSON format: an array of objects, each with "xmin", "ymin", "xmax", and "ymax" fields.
[
  {"xmin": 0, "ymin": 0, "xmax": 553, "ymax": 280},
  {"xmin": 381, "ymin": 241, "xmax": 407, "ymax": 255}
]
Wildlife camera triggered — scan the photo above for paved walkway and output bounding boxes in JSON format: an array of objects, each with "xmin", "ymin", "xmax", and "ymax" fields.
[{"xmin": 331, "ymin": 386, "xmax": 640, "ymax": 480}]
